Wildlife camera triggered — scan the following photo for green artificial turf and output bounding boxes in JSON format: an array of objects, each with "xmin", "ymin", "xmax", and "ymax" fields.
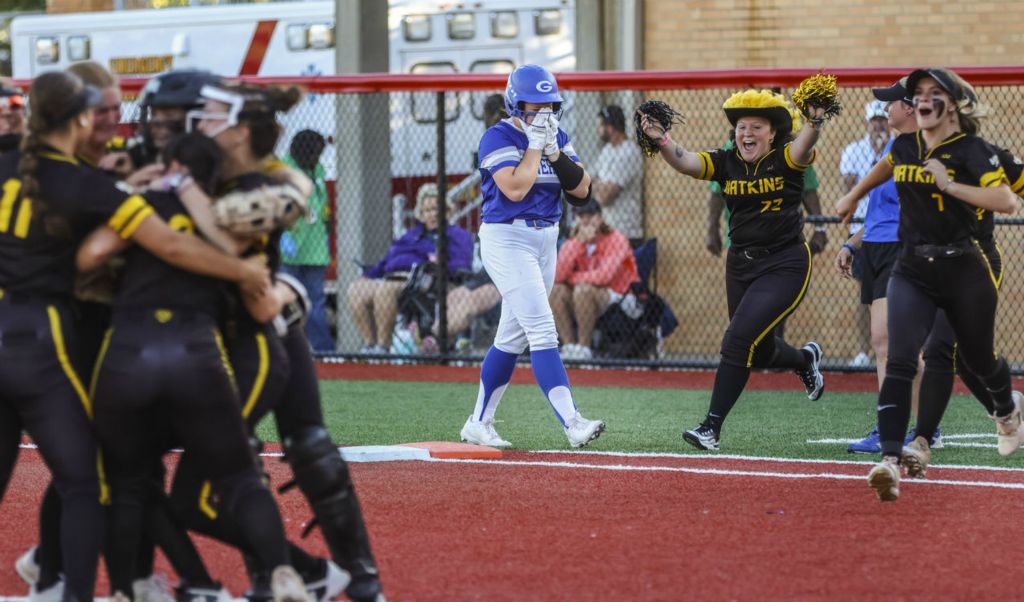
[{"xmin": 254, "ymin": 379, "xmax": 1024, "ymax": 468}]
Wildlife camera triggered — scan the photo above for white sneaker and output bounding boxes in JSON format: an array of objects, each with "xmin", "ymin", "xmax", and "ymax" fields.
[
  {"xmin": 992, "ymin": 391, "xmax": 1024, "ymax": 457},
  {"xmin": 15, "ymin": 546, "xmax": 38, "ymax": 587},
  {"xmin": 28, "ymin": 581, "xmax": 63, "ymax": 602},
  {"xmin": 133, "ymin": 575, "xmax": 175, "ymax": 602},
  {"xmin": 305, "ymin": 560, "xmax": 350, "ymax": 602},
  {"xmin": 867, "ymin": 457, "xmax": 900, "ymax": 502},
  {"xmin": 271, "ymin": 566, "xmax": 312, "ymax": 602},
  {"xmin": 460, "ymin": 415, "xmax": 511, "ymax": 447},
  {"xmin": 560, "ymin": 343, "xmax": 580, "ymax": 359},
  {"xmin": 849, "ymin": 351, "xmax": 871, "ymax": 368},
  {"xmin": 564, "ymin": 413, "xmax": 605, "ymax": 448}
]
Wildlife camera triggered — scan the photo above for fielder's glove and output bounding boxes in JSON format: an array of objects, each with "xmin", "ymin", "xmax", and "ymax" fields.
[
  {"xmin": 272, "ymin": 271, "xmax": 312, "ymax": 337},
  {"xmin": 214, "ymin": 182, "xmax": 308, "ymax": 236}
]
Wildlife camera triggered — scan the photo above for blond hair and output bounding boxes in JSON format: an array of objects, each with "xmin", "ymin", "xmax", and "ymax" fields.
[
  {"xmin": 66, "ymin": 61, "xmax": 118, "ymax": 90},
  {"xmin": 414, "ymin": 182, "xmax": 457, "ymax": 223}
]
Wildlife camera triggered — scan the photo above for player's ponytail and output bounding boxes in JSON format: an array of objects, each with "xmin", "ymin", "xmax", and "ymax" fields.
[
  {"xmin": 18, "ymin": 71, "xmax": 96, "ymax": 221},
  {"xmin": 266, "ymin": 86, "xmax": 302, "ymax": 114},
  {"xmin": 227, "ymin": 83, "xmax": 303, "ymax": 159}
]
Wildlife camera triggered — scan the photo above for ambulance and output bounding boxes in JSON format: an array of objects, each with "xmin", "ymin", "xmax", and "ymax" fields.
[{"xmin": 10, "ymin": 1, "xmax": 577, "ymax": 182}]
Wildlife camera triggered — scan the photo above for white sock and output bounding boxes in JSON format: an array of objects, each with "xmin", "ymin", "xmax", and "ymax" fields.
[
  {"xmin": 473, "ymin": 382, "xmax": 508, "ymax": 422},
  {"xmin": 546, "ymin": 385, "xmax": 577, "ymax": 426}
]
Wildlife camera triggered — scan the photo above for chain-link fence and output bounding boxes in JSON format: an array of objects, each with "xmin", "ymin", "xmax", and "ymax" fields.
[{"xmin": 113, "ymin": 69, "xmax": 1024, "ymax": 371}]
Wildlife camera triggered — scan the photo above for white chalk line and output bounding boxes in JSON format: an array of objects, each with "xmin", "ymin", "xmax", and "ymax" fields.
[{"xmin": 427, "ymin": 456, "xmax": 1024, "ymax": 491}]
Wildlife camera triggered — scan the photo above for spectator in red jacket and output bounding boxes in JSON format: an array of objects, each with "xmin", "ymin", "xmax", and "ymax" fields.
[{"xmin": 550, "ymin": 200, "xmax": 640, "ymax": 360}]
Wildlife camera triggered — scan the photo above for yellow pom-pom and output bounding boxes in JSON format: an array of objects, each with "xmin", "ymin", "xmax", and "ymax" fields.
[{"xmin": 792, "ymin": 73, "xmax": 842, "ymax": 120}]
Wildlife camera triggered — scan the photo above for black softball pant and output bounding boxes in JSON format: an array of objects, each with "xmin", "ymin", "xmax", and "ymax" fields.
[
  {"xmin": 722, "ymin": 242, "xmax": 812, "ymax": 369},
  {"xmin": 0, "ymin": 299, "xmax": 104, "ymax": 602},
  {"xmin": 916, "ymin": 241, "xmax": 1004, "ymax": 440},
  {"xmin": 878, "ymin": 248, "xmax": 1012, "ymax": 457},
  {"xmin": 91, "ymin": 310, "xmax": 290, "ymax": 594}
]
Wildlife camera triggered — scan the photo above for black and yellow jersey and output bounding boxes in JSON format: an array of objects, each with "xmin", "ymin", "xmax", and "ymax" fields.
[
  {"xmin": 973, "ymin": 146, "xmax": 1024, "ymax": 245},
  {"xmin": 695, "ymin": 143, "xmax": 813, "ymax": 250},
  {"xmin": 113, "ymin": 190, "xmax": 224, "ymax": 320},
  {"xmin": 887, "ymin": 131, "xmax": 1008, "ymax": 246},
  {"xmin": 0, "ymin": 148, "xmax": 152, "ymax": 299}
]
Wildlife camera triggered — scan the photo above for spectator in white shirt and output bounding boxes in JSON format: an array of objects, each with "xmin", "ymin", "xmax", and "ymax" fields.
[
  {"xmin": 840, "ymin": 100, "xmax": 891, "ymax": 235},
  {"xmin": 592, "ymin": 105, "xmax": 644, "ymax": 240}
]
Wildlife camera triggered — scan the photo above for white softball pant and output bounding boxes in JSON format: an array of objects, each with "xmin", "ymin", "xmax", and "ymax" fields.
[{"xmin": 479, "ymin": 220, "xmax": 560, "ymax": 354}]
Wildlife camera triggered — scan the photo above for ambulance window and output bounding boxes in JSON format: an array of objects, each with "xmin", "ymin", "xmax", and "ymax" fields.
[
  {"xmin": 469, "ymin": 60, "xmax": 514, "ymax": 121},
  {"xmin": 68, "ymin": 36, "xmax": 90, "ymax": 61},
  {"xmin": 447, "ymin": 12, "xmax": 475, "ymax": 40},
  {"xmin": 490, "ymin": 11, "xmax": 518, "ymax": 39},
  {"xmin": 308, "ymin": 23, "xmax": 334, "ymax": 49},
  {"xmin": 403, "ymin": 15, "xmax": 432, "ymax": 43},
  {"xmin": 286, "ymin": 24, "xmax": 308, "ymax": 50},
  {"xmin": 534, "ymin": 9, "xmax": 562, "ymax": 36},
  {"xmin": 410, "ymin": 62, "xmax": 459, "ymax": 123},
  {"xmin": 35, "ymin": 37, "xmax": 59, "ymax": 64}
]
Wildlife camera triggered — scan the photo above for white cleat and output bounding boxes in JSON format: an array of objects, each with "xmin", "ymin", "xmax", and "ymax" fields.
[
  {"xmin": 133, "ymin": 575, "xmax": 175, "ymax": 602},
  {"xmin": 15, "ymin": 546, "xmax": 38, "ymax": 587},
  {"xmin": 28, "ymin": 581, "xmax": 64, "ymax": 602},
  {"xmin": 272, "ymin": 566, "xmax": 312, "ymax": 602},
  {"xmin": 460, "ymin": 415, "xmax": 511, "ymax": 448},
  {"xmin": 175, "ymin": 585, "xmax": 234, "ymax": 602},
  {"xmin": 901, "ymin": 436, "xmax": 931, "ymax": 478},
  {"xmin": 564, "ymin": 413, "xmax": 605, "ymax": 448},
  {"xmin": 992, "ymin": 391, "xmax": 1024, "ymax": 457},
  {"xmin": 305, "ymin": 560, "xmax": 350, "ymax": 602},
  {"xmin": 867, "ymin": 457, "xmax": 900, "ymax": 502}
]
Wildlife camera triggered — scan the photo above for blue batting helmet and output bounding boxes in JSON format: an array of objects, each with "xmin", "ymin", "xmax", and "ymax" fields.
[{"xmin": 504, "ymin": 64, "xmax": 564, "ymax": 119}]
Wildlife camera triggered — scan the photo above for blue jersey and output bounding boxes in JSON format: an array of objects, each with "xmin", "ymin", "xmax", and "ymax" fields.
[
  {"xmin": 477, "ymin": 120, "xmax": 578, "ymax": 224},
  {"xmin": 862, "ymin": 138, "xmax": 900, "ymax": 243}
]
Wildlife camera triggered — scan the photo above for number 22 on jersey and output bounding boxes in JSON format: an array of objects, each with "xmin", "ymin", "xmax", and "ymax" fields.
[{"xmin": 0, "ymin": 179, "xmax": 31, "ymax": 238}]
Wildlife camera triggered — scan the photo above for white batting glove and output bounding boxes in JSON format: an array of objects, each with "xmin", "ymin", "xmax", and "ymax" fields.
[
  {"xmin": 525, "ymin": 111, "xmax": 549, "ymax": 151},
  {"xmin": 544, "ymin": 114, "xmax": 560, "ymax": 158}
]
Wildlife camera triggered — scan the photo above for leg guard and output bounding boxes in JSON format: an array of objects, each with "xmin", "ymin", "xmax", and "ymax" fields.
[{"xmin": 282, "ymin": 426, "xmax": 382, "ymax": 601}]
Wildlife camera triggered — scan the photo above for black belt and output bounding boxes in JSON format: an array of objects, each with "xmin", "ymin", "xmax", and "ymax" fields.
[
  {"xmin": 0, "ymin": 288, "xmax": 71, "ymax": 307},
  {"xmin": 732, "ymin": 238, "xmax": 801, "ymax": 260},
  {"xmin": 112, "ymin": 307, "xmax": 217, "ymax": 326},
  {"xmin": 905, "ymin": 240, "xmax": 974, "ymax": 261}
]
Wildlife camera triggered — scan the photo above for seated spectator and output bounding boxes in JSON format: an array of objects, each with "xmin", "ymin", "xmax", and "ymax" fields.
[
  {"xmin": 347, "ymin": 183, "xmax": 473, "ymax": 353},
  {"xmin": 420, "ymin": 252, "xmax": 501, "ymax": 354},
  {"xmin": 550, "ymin": 200, "xmax": 640, "ymax": 360},
  {"xmin": 592, "ymin": 104, "xmax": 644, "ymax": 240},
  {"xmin": 280, "ymin": 129, "xmax": 335, "ymax": 352}
]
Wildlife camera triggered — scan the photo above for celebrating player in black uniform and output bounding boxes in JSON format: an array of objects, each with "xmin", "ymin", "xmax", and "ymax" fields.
[
  {"xmin": 165, "ymin": 82, "xmax": 382, "ymax": 602},
  {"xmin": 902, "ymin": 74, "xmax": 1024, "ymax": 467},
  {"xmin": 0, "ymin": 71, "xmax": 267, "ymax": 602},
  {"xmin": 639, "ymin": 89, "xmax": 827, "ymax": 451},
  {"xmin": 861, "ymin": 68, "xmax": 1020, "ymax": 502}
]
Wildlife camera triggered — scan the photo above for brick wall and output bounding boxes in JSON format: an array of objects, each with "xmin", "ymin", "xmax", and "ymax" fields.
[
  {"xmin": 644, "ymin": 0, "xmax": 1024, "ymax": 70},
  {"xmin": 47, "ymin": 0, "xmax": 113, "ymax": 13}
]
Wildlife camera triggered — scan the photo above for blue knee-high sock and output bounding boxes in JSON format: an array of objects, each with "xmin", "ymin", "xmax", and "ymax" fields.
[
  {"xmin": 530, "ymin": 348, "xmax": 576, "ymax": 426},
  {"xmin": 473, "ymin": 346, "xmax": 519, "ymax": 422}
]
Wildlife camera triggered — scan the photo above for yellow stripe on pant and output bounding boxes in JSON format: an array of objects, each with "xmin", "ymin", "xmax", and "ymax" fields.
[{"xmin": 745, "ymin": 243, "xmax": 813, "ymax": 368}]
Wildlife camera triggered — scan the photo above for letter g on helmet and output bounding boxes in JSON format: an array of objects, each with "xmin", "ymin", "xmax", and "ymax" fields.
[{"xmin": 504, "ymin": 64, "xmax": 564, "ymax": 119}]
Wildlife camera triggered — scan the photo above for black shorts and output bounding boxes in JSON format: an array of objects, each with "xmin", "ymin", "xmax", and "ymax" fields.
[{"xmin": 858, "ymin": 241, "xmax": 901, "ymax": 305}]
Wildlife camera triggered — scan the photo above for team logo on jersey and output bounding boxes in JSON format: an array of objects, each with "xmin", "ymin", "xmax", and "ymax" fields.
[
  {"xmin": 990, "ymin": 155, "xmax": 1000, "ymax": 167},
  {"xmin": 536, "ymin": 81, "xmax": 554, "ymax": 93},
  {"xmin": 941, "ymin": 154, "xmax": 952, "ymax": 159}
]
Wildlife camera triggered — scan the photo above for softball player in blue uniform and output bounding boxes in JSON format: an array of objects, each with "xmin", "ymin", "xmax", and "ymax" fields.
[{"xmin": 460, "ymin": 64, "xmax": 605, "ymax": 448}]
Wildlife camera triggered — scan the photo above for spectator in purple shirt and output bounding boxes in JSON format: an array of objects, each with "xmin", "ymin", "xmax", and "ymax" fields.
[{"xmin": 347, "ymin": 183, "xmax": 473, "ymax": 353}]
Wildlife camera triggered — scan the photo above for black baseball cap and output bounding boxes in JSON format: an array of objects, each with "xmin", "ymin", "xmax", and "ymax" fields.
[
  {"xmin": 905, "ymin": 68, "xmax": 968, "ymax": 103},
  {"xmin": 872, "ymin": 76, "xmax": 910, "ymax": 104},
  {"xmin": 574, "ymin": 199, "xmax": 602, "ymax": 215},
  {"xmin": 598, "ymin": 105, "xmax": 626, "ymax": 133}
]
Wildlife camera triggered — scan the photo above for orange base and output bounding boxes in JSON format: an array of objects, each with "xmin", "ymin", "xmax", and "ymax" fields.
[{"xmin": 402, "ymin": 441, "xmax": 503, "ymax": 459}]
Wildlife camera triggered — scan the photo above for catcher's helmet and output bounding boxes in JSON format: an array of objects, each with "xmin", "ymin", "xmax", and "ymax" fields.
[
  {"xmin": 503, "ymin": 64, "xmax": 563, "ymax": 119},
  {"xmin": 139, "ymin": 69, "xmax": 223, "ymax": 109}
]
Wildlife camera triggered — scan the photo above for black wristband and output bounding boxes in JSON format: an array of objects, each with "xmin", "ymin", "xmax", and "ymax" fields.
[
  {"xmin": 550, "ymin": 152, "xmax": 585, "ymax": 191},
  {"xmin": 565, "ymin": 183, "xmax": 592, "ymax": 207}
]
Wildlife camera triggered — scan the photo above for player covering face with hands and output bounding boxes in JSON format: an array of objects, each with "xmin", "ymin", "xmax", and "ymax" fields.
[{"xmin": 460, "ymin": 64, "xmax": 606, "ymax": 450}]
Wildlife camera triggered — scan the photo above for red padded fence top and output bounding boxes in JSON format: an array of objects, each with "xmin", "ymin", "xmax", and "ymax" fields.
[{"xmin": 17, "ymin": 66, "xmax": 1023, "ymax": 96}]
